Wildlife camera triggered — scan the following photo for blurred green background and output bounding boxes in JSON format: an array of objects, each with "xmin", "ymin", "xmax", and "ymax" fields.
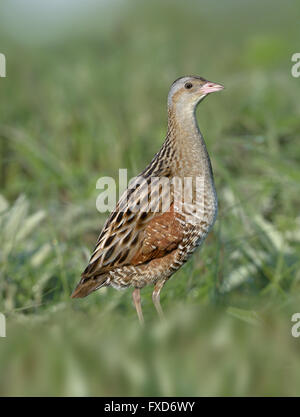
[{"xmin": 0, "ymin": 0, "xmax": 300, "ymax": 396}]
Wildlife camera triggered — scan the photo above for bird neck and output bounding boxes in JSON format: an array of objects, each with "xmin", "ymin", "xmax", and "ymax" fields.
[{"xmin": 166, "ymin": 104, "xmax": 215, "ymax": 182}]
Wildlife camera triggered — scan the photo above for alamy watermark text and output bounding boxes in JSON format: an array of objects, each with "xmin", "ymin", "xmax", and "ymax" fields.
[
  {"xmin": 291, "ymin": 53, "xmax": 300, "ymax": 78},
  {"xmin": 0, "ymin": 313, "xmax": 6, "ymax": 337},
  {"xmin": 0, "ymin": 53, "xmax": 6, "ymax": 78}
]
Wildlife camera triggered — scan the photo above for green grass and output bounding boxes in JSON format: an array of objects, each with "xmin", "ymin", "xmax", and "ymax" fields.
[{"xmin": 0, "ymin": 0, "xmax": 300, "ymax": 396}]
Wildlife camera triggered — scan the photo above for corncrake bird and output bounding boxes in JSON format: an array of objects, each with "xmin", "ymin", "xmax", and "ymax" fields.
[{"xmin": 71, "ymin": 75, "xmax": 224, "ymax": 324}]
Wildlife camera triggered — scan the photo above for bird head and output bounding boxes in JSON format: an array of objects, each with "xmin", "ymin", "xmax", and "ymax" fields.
[{"xmin": 168, "ymin": 75, "xmax": 224, "ymax": 112}]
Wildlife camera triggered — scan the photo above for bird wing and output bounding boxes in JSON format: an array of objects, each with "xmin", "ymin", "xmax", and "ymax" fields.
[{"xmin": 80, "ymin": 174, "xmax": 184, "ymax": 280}]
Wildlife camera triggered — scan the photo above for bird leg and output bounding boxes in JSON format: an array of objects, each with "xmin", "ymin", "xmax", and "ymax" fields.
[
  {"xmin": 152, "ymin": 281, "xmax": 165, "ymax": 321},
  {"xmin": 132, "ymin": 288, "xmax": 144, "ymax": 326}
]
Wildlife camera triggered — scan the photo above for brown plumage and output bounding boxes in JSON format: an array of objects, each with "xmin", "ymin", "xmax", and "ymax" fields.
[{"xmin": 71, "ymin": 75, "xmax": 224, "ymax": 324}]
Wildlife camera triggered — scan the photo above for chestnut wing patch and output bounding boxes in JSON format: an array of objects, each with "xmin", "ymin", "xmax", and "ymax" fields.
[
  {"xmin": 80, "ymin": 172, "xmax": 182, "ymax": 279},
  {"xmin": 81, "ymin": 207, "xmax": 183, "ymax": 279},
  {"xmin": 131, "ymin": 208, "xmax": 183, "ymax": 265}
]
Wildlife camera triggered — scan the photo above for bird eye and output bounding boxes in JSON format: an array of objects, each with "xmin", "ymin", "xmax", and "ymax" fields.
[{"xmin": 184, "ymin": 82, "xmax": 193, "ymax": 89}]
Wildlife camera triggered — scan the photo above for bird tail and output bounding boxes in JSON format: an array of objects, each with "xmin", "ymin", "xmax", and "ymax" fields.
[{"xmin": 71, "ymin": 274, "xmax": 109, "ymax": 298}]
